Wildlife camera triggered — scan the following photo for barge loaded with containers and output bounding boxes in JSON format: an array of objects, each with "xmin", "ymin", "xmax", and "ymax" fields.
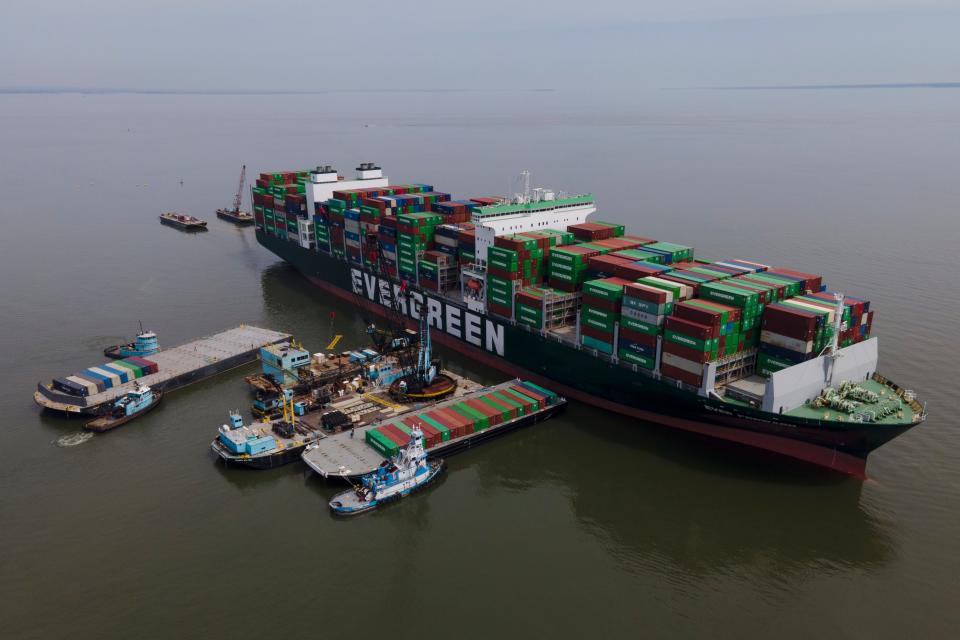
[
  {"xmin": 35, "ymin": 325, "xmax": 291, "ymax": 415},
  {"xmin": 250, "ymin": 163, "xmax": 926, "ymax": 477},
  {"xmin": 303, "ymin": 379, "xmax": 566, "ymax": 479}
]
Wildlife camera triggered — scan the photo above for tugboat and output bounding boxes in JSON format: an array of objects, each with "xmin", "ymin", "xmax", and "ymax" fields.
[
  {"xmin": 104, "ymin": 325, "xmax": 160, "ymax": 359},
  {"xmin": 211, "ymin": 397, "xmax": 326, "ymax": 469},
  {"xmin": 159, "ymin": 212, "xmax": 208, "ymax": 230},
  {"xmin": 329, "ymin": 425, "xmax": 444, "ymax": 516},
  {"xmin": 216, "ymin": 165, "xmax": 254, "ymax": 225},
  {"xmin": 84, "ymin": 385, "xmax": 162, "ymax": 432}
]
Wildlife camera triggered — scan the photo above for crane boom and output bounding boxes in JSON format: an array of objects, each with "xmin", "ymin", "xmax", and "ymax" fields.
[{"xmin": 233, "ymin": 165, "xmax": 246, "ymax": 213}]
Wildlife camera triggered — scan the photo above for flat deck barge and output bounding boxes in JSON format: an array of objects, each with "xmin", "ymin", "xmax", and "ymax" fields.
[
  {"xmin": 302, "ymin": 380, "xmax": 567, "ymax": 480},
  {"xmin": 35, "ymin": 325, "xmax": 291, "ymax": 415}
]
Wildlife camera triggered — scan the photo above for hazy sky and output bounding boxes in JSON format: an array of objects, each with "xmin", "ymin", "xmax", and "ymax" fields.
[{"xmin": 2, "ymin": 1, "xmax": 958, "ymax": 91}]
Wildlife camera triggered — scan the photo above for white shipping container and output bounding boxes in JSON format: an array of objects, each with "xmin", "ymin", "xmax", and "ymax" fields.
[
  {"xmin": 760, "ymin": 330, "xmax": 813, "ymax": 354},
  {"xmin": 661, "ymin": 352, "xmax": 705, "ymax": 375},
  {"xmin": 785, "ymin": 300, "xmax": 835, "ymax": 323},
  {"xmin": 642, "ymin": 277, "xmax": 692, "ymax": 300},
  {"xmin": 625, "ymin": 282, "xmax": 674, "ymax": 304},
  {"xmin": 621, "ymin": 306, "xmax": 666, "ymax": 325}
]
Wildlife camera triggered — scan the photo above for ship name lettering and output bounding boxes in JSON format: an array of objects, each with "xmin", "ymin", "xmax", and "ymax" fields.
[
  {"xmin": 350, "ymin": 269, "xmax": 364, "ymax": 296},
  {"xmin": 485, "ymin": 320, "xmax": 504, "ymax": 356},
  {"xmin": 363, "ymin": 273, "xmax": 378, "ymax": 301},
  {"xmin": 410, "ymin": 292, "xmax": 424, "ymax": 320},
  {"xmin": 445, "ymin": 305, "xmax": 462, "ymax": 339},
  {"xmin": 378, "ymin": 279, "xmax": 392, "ymax": 307},
  {"xmin": 464, "ymin": 312, "xmax": 482, "ymax": 348},
  {"xmin": 426, "ymin": 297, "xmax": 443, "ymax": 331}
]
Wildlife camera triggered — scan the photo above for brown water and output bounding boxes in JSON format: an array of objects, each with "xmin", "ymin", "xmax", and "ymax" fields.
[{"xmin": 0, "ymin": 90, "xmax": 957, "ymax": 639}]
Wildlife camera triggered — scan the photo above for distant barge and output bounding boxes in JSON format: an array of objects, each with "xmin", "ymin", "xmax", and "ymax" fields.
[
  {"xmin": 35, "ymin": 325, "xmax": 291, "ymax": 415},
  {"xmin": 216, "ymin": 208, "xmax": 255, "ymax": 225},
  {"xmin": 159, "ymin": 212, "xmax": 208, "ymax": 230}
]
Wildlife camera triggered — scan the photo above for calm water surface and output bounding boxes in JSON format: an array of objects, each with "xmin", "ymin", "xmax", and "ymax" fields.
[{"xmin": 0, "ymin": 90, "xmax": 957, "ymax": 639}]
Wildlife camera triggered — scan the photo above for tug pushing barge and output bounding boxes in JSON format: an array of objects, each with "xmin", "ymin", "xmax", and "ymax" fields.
[
  {"xmin": 251, "ymin": 163, "xmax": 926, "ymax": 477},
  {"xmin": 36, "ymin": 326, "xmax": 291, "ymax": 415}
]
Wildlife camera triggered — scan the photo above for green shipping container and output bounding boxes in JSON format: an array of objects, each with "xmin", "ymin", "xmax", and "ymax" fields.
[
  {"xmin": 491, "ymin": 391, "xmax": 524, "ymax": 416},
  {"xmin": 581, "ymin": 334, "xmax": 614, "ymax": 354},
  {"xmin": 618, "ymin": 350, "xmax": 656, "ymax": 369}
]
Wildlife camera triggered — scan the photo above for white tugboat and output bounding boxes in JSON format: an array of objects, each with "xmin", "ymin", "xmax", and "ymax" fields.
[{"xmin": 329, "ymin": 425, "xmax": 444, "ymax": 515}]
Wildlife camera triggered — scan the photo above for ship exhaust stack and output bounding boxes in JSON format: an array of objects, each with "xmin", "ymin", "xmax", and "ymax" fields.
[
  {"xmin": 355, "ymin": 162, "xmax": 383, "ymax": 180},
  {"xmin": 310, "ymin": 165, "xmax": 339, "ymax": 184}
]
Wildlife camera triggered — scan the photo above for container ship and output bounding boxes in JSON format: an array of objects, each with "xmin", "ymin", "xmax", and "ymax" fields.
[{"xmin": 249, "ymin": 163, "xmax": 926, "ymax": 477}]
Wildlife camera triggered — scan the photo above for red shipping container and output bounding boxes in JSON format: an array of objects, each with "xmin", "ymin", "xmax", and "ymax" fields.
[
  {"xmin": 623, "ymin": 282, "xmax": 669, "ymax": 304},
  {"xmin": 661, "ymin": 363, "xmax": 703, "ymax": 386},
  {"xmin": 762, "ymin": 305, "xmax": 817, "ymax": 339},
  {"xmin": 465, "ymin": 398, "xmax": 500, "ymax": 425},
  {"xmin": 581, "ymin": 294, "xmax": 621, "ymax": 312},
  {"xmin": 378, "ymin": 425, "xmax": 408, "ymax": 448},
  {"xmin": 510, "ymin": 384, "xmax": 549, "ymax": 405},
  {"xmin": 482, "ymin": 394, "xmax": 516, "ymax": 420},
  {"xmin": 673, "ymin": 301, "xmax": 722, "ymax": 329},
  {"xmin": 581, "ymin": 324, "xmax": 614, "ymax": 342},
  {"xmin": 768, "ymin": 269, "xmax": 822, "ymax": 293},
  {"xmin": 621, "ymin": 235, "xmax": 656, "ymax": 245},
  {"xmin": 588, "ymin": 255, "xmax": 632, "ymax": 274},
  {"xmin": 428, "ymin": 409, "xmax": 464, "ymax": 438},
  {"xmin": 618, "ymin": 327, "xmax": 658, "ymax": 347},
  {"xmin": 691, "ymin": 299, "xmax": 742, "ymax": 322},
  {"xmin": 664, "ymin": 316, "xmax": 716, "ymax": 340}
]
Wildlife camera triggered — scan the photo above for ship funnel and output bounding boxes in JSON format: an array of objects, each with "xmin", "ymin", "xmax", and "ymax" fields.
[
  {"xmin": 311, "ymin": 165, "xmax": 339, "ymax": 184},
  {"xmin": 356, "ymin": 162, "xmax": 383, "ymax": 180}
]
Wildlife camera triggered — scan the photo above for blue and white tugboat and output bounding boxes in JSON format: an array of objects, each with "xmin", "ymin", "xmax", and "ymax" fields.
[
  {"xmin": 84, "ymin": 384, "xmax": 162, "ymax": 432},
  {"xmin": 329, "ymin": 425, "xmax": 444, "ymax": 516}
]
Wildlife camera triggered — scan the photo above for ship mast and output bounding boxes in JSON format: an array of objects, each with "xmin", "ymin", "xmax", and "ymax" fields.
[{"xmin": 826, "ymin": 292, "xmax": 845, "ymax": 385}]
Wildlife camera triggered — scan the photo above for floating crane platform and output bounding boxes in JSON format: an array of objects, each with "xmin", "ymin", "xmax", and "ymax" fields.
[
  {"xmin": 211, "ymin": 369, "xmax": 486, "ymax": 469},
  {"xmin": 35, "ymin": 325, "xmax": 291, "ymax": 415}
]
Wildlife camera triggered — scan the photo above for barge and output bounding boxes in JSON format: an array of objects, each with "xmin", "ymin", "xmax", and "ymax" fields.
[
  {"xmin": 211, "ymin": 368, "xmax": 487, "ymax": 469},
  {"xmin": 302, "ymin": 379, "xmax": 566, "ymax": 480},
  {"xmin": 35, "ymin": 325, "xmax": 291, "ymax": 415},
  {"xmin": 159, "ymin": 212, "xmax": 208, "ymax": 230},
  {"xmin": 250, "ymin": 162, "xmax": 926, "ymax": 477}
]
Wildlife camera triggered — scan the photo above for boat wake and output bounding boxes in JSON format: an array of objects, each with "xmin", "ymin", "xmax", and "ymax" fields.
[{"xmin": 56, "ymin": 431, "xmax": 94, "ymax": 447}]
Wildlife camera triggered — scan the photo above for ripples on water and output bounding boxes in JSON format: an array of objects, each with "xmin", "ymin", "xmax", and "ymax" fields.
[{"xmin": 55, "ymin": 431, "xmax": 94, "ymax": 447}]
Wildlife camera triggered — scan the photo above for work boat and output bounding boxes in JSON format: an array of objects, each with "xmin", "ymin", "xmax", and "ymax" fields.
[
  {"xmin": 84, "ymin": 384, "xmax": 162, "ymax": 432},
  {"xmin": 329, "ymin": 425, "xmax": 444, "ymax": 515}
]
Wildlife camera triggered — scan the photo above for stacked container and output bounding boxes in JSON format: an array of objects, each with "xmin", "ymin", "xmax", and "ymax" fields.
[
  {"xmin": 618, "ymin": 282, "xmax": 674, "ymax": 369},
  {"xmin": 641, "ymin": 242, "xmax": 694, "ymax": 264},
  {"xmin": 661, "ymin": 314, "xmax": 717, "ymax": 387},
  {"xmin": 756, "ymin": 302, "xmax": 824, "ymax": 376},
  {"xmin": 514, "ymin": 285, "xmax": 579, "ymax": 330},
  {"xmin": 580, "ymin": 278, "xmax": 630, "ymax": 354},
  {"xmin": 698, "ymin": 282, "xmax": 762, "ymax": 350},
  {"xmin": 397, "ymin": 212, "xmax": 442, "ymax": 281},
  {"xmin": 548, "ymin": 245, "xmax": 599, "ymax": 291},
  {"xmin": 567, "ymin": 221, "xmax": 625, "ymax": 241}
]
